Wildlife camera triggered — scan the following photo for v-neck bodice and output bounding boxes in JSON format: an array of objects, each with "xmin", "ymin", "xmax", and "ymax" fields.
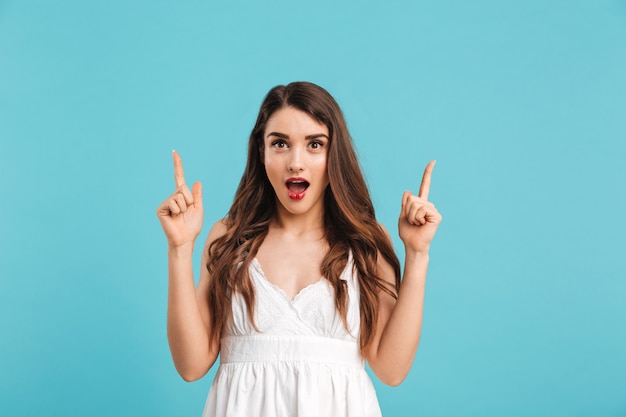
[
  {"xmin": 223, "ymin": 257, "xmax": 360, "ymax": 339},
  {"xmin": 251, "ymin": 258, "xmax": 326, "ymax": 303}
]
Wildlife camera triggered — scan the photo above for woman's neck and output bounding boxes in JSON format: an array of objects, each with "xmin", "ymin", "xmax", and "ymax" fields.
[{"xmin": 272, "ymin": 203, "xmax": 325, "ymax": 237}]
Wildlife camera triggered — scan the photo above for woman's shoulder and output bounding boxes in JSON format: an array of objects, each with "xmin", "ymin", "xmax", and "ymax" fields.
[
  {"xmin": 203, "ymin": 217, "xmax": 229, "ymax": 250},
  {"xmin": 199, "ymin": 218, "xmax": 230, "ymax": 281},
  {"xmin": 377, "ymin": 222, "xmax": 393, "ymax": 241}
]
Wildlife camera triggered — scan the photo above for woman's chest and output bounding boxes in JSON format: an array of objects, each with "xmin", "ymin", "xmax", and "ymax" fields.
[
  {"xmin": 224, "ymin": 259, "xmax": 360, "ymax": 340},
  {"xmin": 255, "ymin": 235, "xmax": 328, "ymax": 301}
]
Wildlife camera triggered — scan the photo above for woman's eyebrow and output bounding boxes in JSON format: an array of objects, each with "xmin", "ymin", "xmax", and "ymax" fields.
[
  {"xmin": 305, "ymin": 134, "xmax": 329, "ymax": 140},
  {"xmin": 266, "ymin": 132, "xmax": 289, "ymax": 139},
  {"xmin": 266, "ymin": 132, "xmax": 329, "ymax": 140}
]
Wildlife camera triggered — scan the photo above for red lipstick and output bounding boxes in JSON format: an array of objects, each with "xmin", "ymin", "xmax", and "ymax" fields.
[{"xmin": 285, "ymin": 177, "xmax": 310, "ymax": 200}]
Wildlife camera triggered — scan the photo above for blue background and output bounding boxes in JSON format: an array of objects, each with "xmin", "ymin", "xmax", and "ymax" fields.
[{"xmin": 1, "ymin": 0, "xmax": 625, "ymax": 416}]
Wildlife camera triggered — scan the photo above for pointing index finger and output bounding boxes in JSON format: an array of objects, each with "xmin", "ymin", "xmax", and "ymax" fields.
[
  {"xmin": 172, "ymin": 150, "xmax": 186, "ymax": 187},
  {"xmin": 418, "ymin": 160, "xmax": 436, "ymax": 200}
]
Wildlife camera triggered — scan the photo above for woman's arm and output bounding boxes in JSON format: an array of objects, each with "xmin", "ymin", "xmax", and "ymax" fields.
[
  {"xmin": 166, "ymin": 221, "xmax": 226, "ymax": 382},
  {"xmin": 367, "ymin": 161, "xmax": 442, "ymax": 386},
  {"xmin": 156, "ymin": 151, "xmax": 223, "ymax": 381}
]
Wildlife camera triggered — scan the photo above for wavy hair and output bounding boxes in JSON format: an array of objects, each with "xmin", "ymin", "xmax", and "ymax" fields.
[{"xmin": 206, "ymin": 81, "xmax": 401, "ymax": 355}]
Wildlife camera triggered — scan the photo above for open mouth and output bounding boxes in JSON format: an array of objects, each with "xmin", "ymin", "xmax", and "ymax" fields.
[{"xmin": 285, "ymin": 178, "xmax": 310, "ymax": 200}]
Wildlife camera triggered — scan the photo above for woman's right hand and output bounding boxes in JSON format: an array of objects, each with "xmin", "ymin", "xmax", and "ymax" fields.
[{"xmin": 156, "ymin": 150, "xmax": 204, "ymax": 248}]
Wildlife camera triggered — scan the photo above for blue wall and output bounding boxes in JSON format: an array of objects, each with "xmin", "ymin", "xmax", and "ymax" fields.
[{"xmin": 1, "ymin": 1, "xmax": 625, "ymax": 415}]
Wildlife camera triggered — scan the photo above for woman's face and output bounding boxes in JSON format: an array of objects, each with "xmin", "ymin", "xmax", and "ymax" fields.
[{"xmin": 263, "ymin": 106, "xmax": 330, "ymax": 219}]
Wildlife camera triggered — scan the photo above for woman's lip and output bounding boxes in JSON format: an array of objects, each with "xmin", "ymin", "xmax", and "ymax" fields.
[
  {"xmin": 285, "ymin": 176, "xmax": 309, "ymax": 184},
  {"xmin": 285, "ymin": 177, "xmax": 309, "ymax": 200},
  {"xmin": 288, "ymin": 189, "xmax": 306, "ymax": 200}
]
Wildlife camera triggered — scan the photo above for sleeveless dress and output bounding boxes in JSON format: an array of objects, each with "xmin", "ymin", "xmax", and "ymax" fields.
[{"xmin": 202, "ymin": 257, "xmax": 382, "ymax": 417}]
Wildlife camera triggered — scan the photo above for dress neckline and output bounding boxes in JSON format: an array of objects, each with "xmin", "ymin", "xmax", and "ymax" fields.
[{"xmin": 251, "ymin": 258, "xmax": 326, "ymax": 303}]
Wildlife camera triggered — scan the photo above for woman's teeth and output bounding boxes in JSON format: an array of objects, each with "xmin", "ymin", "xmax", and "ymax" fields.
[{"xmin": 286, "ymin": 181, "xmax": 309, "ymax": 194}]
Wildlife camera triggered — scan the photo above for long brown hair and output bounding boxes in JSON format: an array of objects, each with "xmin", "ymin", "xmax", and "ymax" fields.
[{"xmin": 206, "ymin": 81, "xmax": 401, "ymax": 355}]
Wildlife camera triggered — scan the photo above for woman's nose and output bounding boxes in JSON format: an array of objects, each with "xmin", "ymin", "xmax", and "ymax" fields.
[{"xmin": 288, "ymin": 148, "xmax": 304, "ymax": 173}]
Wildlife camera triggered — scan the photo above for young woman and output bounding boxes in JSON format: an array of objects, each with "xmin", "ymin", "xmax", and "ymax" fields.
[{"xmin": 156, "ymin": 82, "xmax": 442, "ymax": 416}]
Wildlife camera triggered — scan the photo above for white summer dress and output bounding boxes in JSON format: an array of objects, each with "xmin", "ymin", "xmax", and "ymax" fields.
[{"xmin": 202, "ymin": 256, "xmax": 382, "ymax": 417}]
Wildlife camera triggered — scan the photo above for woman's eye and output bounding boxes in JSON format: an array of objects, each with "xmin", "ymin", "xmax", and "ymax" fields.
[
  {"xmin": 272, "ymin": 140, "xmax": 287, "ymax": 148},
  {"xmin": 310, "ymin": 141, "xmax": 323, "ymax": 150}
]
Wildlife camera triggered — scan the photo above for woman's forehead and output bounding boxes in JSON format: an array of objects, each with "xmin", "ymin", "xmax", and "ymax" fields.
[{"xmin": 264, "ymin": 107, "xmax": 328, "ymax": 139}]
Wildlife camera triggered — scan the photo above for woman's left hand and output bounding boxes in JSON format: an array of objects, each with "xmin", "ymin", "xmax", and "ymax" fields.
[{"xmin": 398, "ymin": 160, "xmax": 442, "ymax": 254}]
